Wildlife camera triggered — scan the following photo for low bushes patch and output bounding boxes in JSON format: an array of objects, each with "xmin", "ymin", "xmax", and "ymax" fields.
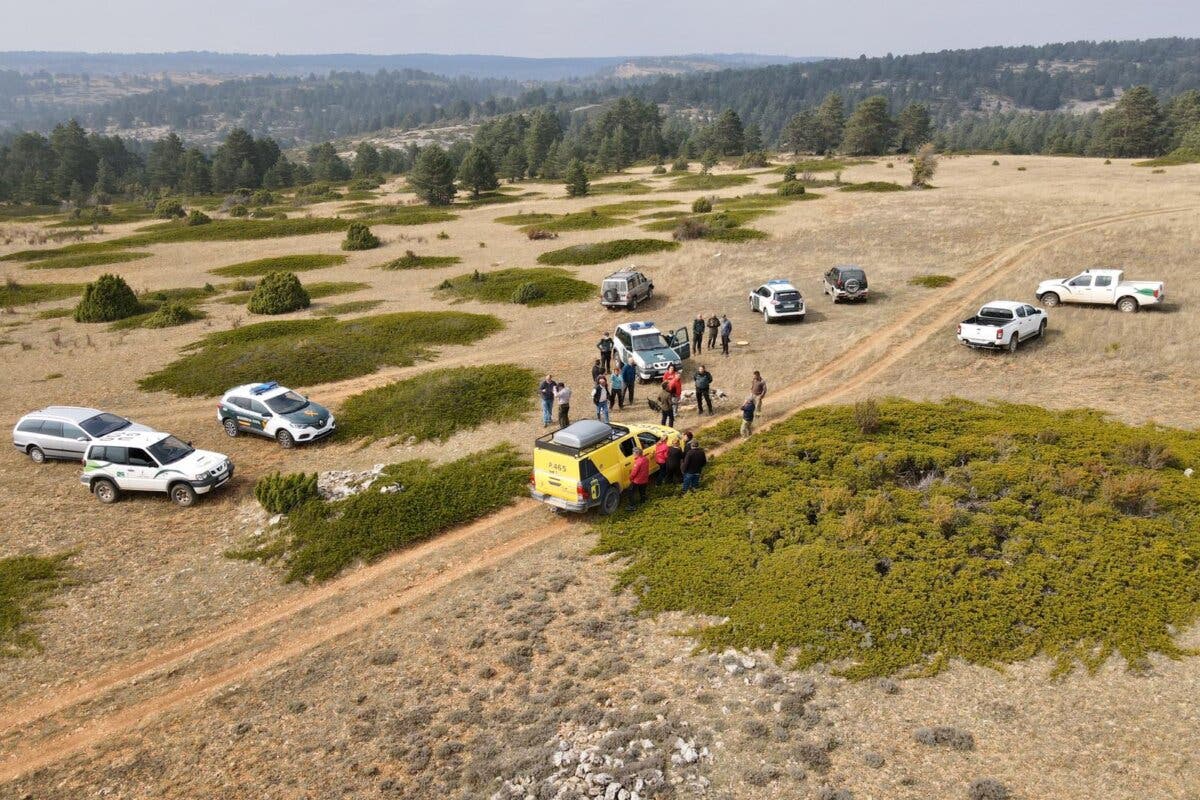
[
  {"xmin": 23, "ymin": 251, "xmax": 152, "ymax": 271},
  {"xmin": 909, "ymin": 274, "xmax": 955, "ymax": 288},
  {"xmin": 536, "ymin": 238, "xmax": 679, "ymax": 266},
  {"xmin": 105, "ymin": 285, "xmax": 220, "ymax": 331},
  {"xmin": 587, "ymin": 180, "xmax": 652, "ymax": 195},
  {"xmin": 209, "ymin": 254, "xmax": 347, "ymax": 277},
  {"xmin": 339, "ymin": 365, "xmax": 537, "ymax": 444},
  {"xmin": 356, "ymin": 205, "xmax": 458, "ymax": 226},
  {"xmin": 668, "ymin": 174, "xmax": 753, "ymax": 191},
  {"xmin": 342, "ymin": 222, "xmax": 381, "ymax": 251},
  {"xmin": 139, "ymin": 311, "xmax": 503, "ymax": 396},
  {"xmin": 230, "ymin": 445, "xmax": 529, "ymax": 582},
  {"xmin": 840, "ymin": 181, "xmax": 906, "ymax": 192},
  {"xmin": 595, "ymin": 399, "xmax": 1200, "ymax": 679},
  {"xmin": 377, "ymin": 251, "xmax": 461, "ymax": 270},
  {"xmin": 314, "ymin": 299, "xmax": 383, "ymax": 316},
  {"xmin": 256, "ymin": 472, "xmax": 319, "ymax": 514},
  {"xmin": 436, "ymin": 267, "xmax": 594, "ymax": 307},
  {"xmin": 0, "ymin": 280, "xmax": 84, "ymax": 307},
  {"xmin": 0, "ymin": 553, "xmax": 72, "ymax": 656},
  {"xmin": 519, "ymin": 211, "xmax": 627, "ymax": 233}
]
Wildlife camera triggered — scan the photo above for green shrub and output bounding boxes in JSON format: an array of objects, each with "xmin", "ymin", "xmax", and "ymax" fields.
[
  {"xmin": 436, "ymin": 267, "xmax": 594, "ymax": 306},
  {"xmin": 255, "ymin": 472, "xmax": 319, "ymax": 514},
  {"xmin": 74, "ymin": 273, "xmax": 140, "ymax": 322},
  {"xmin": 737, "ymin": 151, "xmax": 770, "ymax": 169},
  {"xmin": 671, "ymin": 157, "xmax": 690, "ymax": 172},
  {"xmin": 692, "ymin": 196, "xmax": 713, "ymax": 213},
  {"xmin": 519, "ymin": 211, "xmax": 626, "ymax": 233},
  {"xmin": 536, "ymin": 238, "xmax": 679, "ymax": 266},
  {"xmin": 154, "ymin": 198, "xmax": 186, "ymax": 219},
  {"xmin": 139, "ymin": 311, "xmax": 503, "ymax": 396},
  {"xmin": 494, "ymin": 212, "xmax": 556, "ymax": 226},
  {"xmin": 186, "ymin": 209, "xmax": 212, "ymax": 226},
  {"xmin": 0, "ymin": 553, "xmax": 71, "ymax": 656},
  {"xmin": 209, "ymin": 254, "xmax": 347, "ymax": 278},
  {"xmin": 778, "ymin": 181, "xmax": 807, "ymax": 197},
  {"xmin": 651, "ymin": 165, "xmax": 667, "ymax": 174},
  {"xmin": 357, "ymin": 205, "xmax": 458, "ymax": 226},
  {"xmin": 247, "ymin": 271, "xmax": 311, "ymax": 315},
  {"xmin": 588, "ymin": 180, "xmax": 652, "ymax": 195},
  {"xmin": 673, "ymin": 219, "xmax": 709, "ymax": 241},
  {"xmin": 143, "ymin": 301, "xmax": 199, "ymax": 328},
  {"xmin": 840, "ymin": 181, "xmax": 905, "ymax": 192},
  {"xmin": 669, "ymin": 173, "xmax": 753, "ymax": 191},
  {"xmin": 342, "ymin": 221, "xmax": 381, "ymax": 251},
  {"xmin": 228, "ymin": 204, "xmax": 249, "ymax": 217},
  {"xmin": 909, "ymin": 274, "xmax": 955, "ymax": 288},
  {"xmin": 378, "ymin": 251, "xmax": 461, "ymax": 270},
  {"xmin": 231, "ymin": 445, "xmax": 529, "ymax": 582},
  {"xmin": 313, "ymin": 299, "xmax": 383, "ymax": 316},
  {"xmin": 339, "ymin": 365, "xmax": 537, "ymax": 444},
  {"xmin": 249, "ymin": 189, "xmax": 276, "ymax": 206},
  {"xmin": 595, "ymin": 399, "xmax": 1200, "ymax": 679}
]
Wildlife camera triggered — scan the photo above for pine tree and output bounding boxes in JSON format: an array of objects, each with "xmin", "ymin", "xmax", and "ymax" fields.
[
  {"xmin": 50, "ymin": 119, "xmax": 97, "ymax": 198},
  {"xmin": 700, "ymin": 150, "xmax": 719, "ymax": 174},
  {"xmin": 897, "ymin": 104, "xmax": 933, "ymax": 152},
  {"xmin": 94, "ymin": 158, "xmax": 117, "ymax": 196},
  {"xmin": 147, "ymin": 132, "xmax": 185, "ymax": 190},
  {"xmin": 180, "ymin": 149, "xmax": 212, "ymax": 195},
  {"xmin": 744, "ymin": 123, "xmax": 763, "ymax": 153},
  {"xmin": 784, "ymin": 110, "xmax": 818, "ymax": 154},
  {"xmin": 841, "ymin": 96, "xmax": 895, "ymax": 155},
  {"xmin": 500, "ymin": 146, "xmax": 527, "ymax": 182},
  {"xmin": 308, "ymin": 142, "xmax": 350, "ymax": 182},
  {"xmin": 456, "ymin": 146, "xmax": 498, "ymax": 197},
  {"xmin": 211, "ymin": 128, "xmax": 258, "ymax": 192},
  {"xmin": 816, "ymin": 93, "xmax": 846, "ymax": 154},
  {"xmin": 235, "ymin": 158, "xmax": 258, "ymax": 190},
  {"xmin": 565, "ymin": 159, "xmax": 589, "ymax": 197},
  {"xmin": 524, "ymin": 109, "xmax": 561, "ymax": 176},
  {"xmin": 714, "ymin": 109, "xmax": 745, "ymax": 156},
  {"xmin": 353, "ymin": 142, "xmax": 381, "ymax": 177},
  {"xmin": 1096, "ymin": 86, "xmax": 1167, "ymax": 157},
  {"xmin": 408, "ymin": 145, "xmax": 458, "ymax": 205}
]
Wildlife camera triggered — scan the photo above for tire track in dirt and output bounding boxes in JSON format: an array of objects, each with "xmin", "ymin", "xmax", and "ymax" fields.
[{"xmin": 1, "ymin": 203, "xmax": 1195, "ymax": 784}]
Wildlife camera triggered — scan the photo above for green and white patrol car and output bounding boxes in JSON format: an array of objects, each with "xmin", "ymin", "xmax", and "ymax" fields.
[
  {"xmin": 81, "ymin": 430, "xmax": 233, "ymax": 507},
  {"xmin": 217, "ymin": 382, "xmax": 336, "ymax": 448}
]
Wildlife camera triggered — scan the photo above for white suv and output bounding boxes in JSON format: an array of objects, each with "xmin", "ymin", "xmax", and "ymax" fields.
[
  {"xmin": 612, "ymin": 321, "xmax": 692, "ymax": 382},
  {"xmin": 749, "ymin": 280, "xmax": 806, "ymax": 323},
  {"xmin": 217, "ymin": 381, "xmax": 335, "ymax": 448},
  {"xmin": 81, "ymin": 430, "xmax": 234, "ymax": 507}
]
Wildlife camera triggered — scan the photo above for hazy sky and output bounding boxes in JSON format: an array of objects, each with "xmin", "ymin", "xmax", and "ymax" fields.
[{"xmin": 3, "ymin": 0, "xmax": 1198, "ymax": 58}]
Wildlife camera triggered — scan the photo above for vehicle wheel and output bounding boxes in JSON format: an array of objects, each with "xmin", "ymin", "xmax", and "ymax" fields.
[
  {"xmin": 27, "ymin": 445, "xmax": 45, "ymax": 464},
  {"xmin": 222, "ymin": 418, "xmax": 239, "ymax": 438},
  {"xmin": 1117, "ymin": 296, "xmax": 1139, "ymax": 314},
  {"xmin": 276, "ymin": 429, "xmax": 295, "ymax": 449},
  {"xmin": 763, "ymin": 308, "xmax": 771, "ymax": 323},
  {"xmin": 1041, "ymin": 292, "xmax": 1060, "ymax": 308},
  {"xmin": 170, "ymin": 482, "xmax": 197, "ymax": 507},
  {"xmin": 602, "ymin": 289, "xmax": 619, "ymax": 304},
  {"xmin": 93, "ymin": 479, "xmax": 119, "ymax": 504},
  {"xmin": 749, "ymin": 298, "xmax": 756, "ymax": 311},
  {"xmin": 599, "ymin": 486, "xmax": 621, "ymax": 516},
  {"xmin": 1038, "ymin": 320, "xmax": 1047, "ymax": 339},
  {"xmin": 1008, "ymin": 333, "xmax": 1020, "ymax": 353},
  {"xmin": 629, "ymin": 297, "xmax": 638, "ymax": 311}
]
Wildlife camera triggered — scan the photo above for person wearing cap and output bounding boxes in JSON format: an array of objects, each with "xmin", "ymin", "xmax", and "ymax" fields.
[
  {"xmin": 681, "ymin": 439, "xmax": 707, "ymax": 492},
  {"xmin": 597, "ymin": 331, "xmax": 615, "ymax": 372},
  {"xmin": 627, "ymin": 447, "xmax": 650, "ymax": 510},
  {"xmin": 740, "ymin": 394, "xmax": 756, "ymax": 437}
]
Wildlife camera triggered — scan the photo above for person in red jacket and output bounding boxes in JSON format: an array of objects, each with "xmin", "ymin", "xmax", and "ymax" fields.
[
  {"xmin": 627, "ymin": 448, "xmax": 650, "ymax": 510},
  {"xmin": 654, "ymin": 436, "xmax": 670, "ymax": 485}
]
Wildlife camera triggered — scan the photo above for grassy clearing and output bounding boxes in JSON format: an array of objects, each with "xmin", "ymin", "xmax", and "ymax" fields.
[
  {"xmin": 0, "ymin": 204, "xmax": 59, "ymax": 221},
  {"xmin": 597, "ymin": 399, "xmax": 1200, "ymax": 679},
  {"xmin": 668, "ymin": 174, "xmax": 753, "ymax": 191},
  {"xmin": 909, "ymin": 274, "xmax": 955, "ymax": 288},
  {"xmin": 302, "ymin": 281, "xmax": 370, "ymax": 300},
  {"xmin": 0, "ymin": 281, "xmax": 85, "ymax": 307},
  {"xmin": 1134, "ymin": 150, "xmax": 1200, "ymax": 167},
  {"xmin": 230, "ymin": 445, "xmax": 528, "ymax": 583},
  {"xmin": 1, "ymin": 242, "xmax": 128, "ymax": 263},
  {"xmin": 585, "ymin": 200, "xmax": 679, "ymax": 215},
  {"xmin": 494, "ymin": 212, "xmax": 557, "ymax": 226},
  {"xmin": 34, "ymin": 307, "xmax": 74, "ymax": 319},
  {"xmin": 339, "ymin": 365, "xmax": 537, "ymax": 443},
  {"xmin": 47, "ymin": 205, "xmax": 158, "ymax": 227},
  {"xmin": 522, "ymin": 211, "xmax": 627, "ymax": 233},
  {"xmin": 458, "ymin": 191, "xmax": 524, "ymax": 208},
  {"xmin": 770, "ymin": 159, "xmax": 865, "ymax": 173},
  {"xmin": 536, "ymin": 238, "xmax": 679, "ymax": 266},
  {"xmin": 209, "ymin": 254, "xmax": 347, "ymax": 278},
  {"xmin": 314, "ymin": 299, "xmax": 383, "ymax": 317},
  {"xmin": 436, "ymin": 267, "xmax": 594, "ymax": 307},
  {"xmin": 0, "ymin": 553, "xmax": 72, "ymax": 656},
  {"xmin": 840, "ymin": 181, "xmax": 906, "ymax": 193},
  {"xmin": 377, "ymin": 252, "xmax": 462, "ymax": 270},
  {"xmin": 139, "ymin": 311, "xmax": 503, "ymax": 396},
  {"xmin": 356, "ymin": 205, "xmax": 458, "ymax": 225},
  {"xmin": 120, "ymin": 218, "xmax": 351, "ymax": 245},
  {"xmin": 107, "ymin": 285, "xmax": 219, "ymax": 330},
  {"xmin": 23, "ymin": 251, "xmax": 152, "ymax": 271},
  {"xmin": 587, "ymin": 180, "xmax": 653, "ymax": 195}
]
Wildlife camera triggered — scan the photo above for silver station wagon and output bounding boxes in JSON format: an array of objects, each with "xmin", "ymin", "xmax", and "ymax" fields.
[{"xmin": 12, "ymin": 406, "xmax": 154, "ymax": 463}]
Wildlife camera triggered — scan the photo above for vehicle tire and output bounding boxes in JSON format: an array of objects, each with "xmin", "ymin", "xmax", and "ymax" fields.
[
  {"xmin": 629, "ymin": 297, "xmax": 638, "ymax": 311},
  {"xmin": 1040, "ymin": 292, "xmax": 1060, "ymax": 308},
  {"xmin": 749, "ymin": 298, "xmax": 756, "ymax": 311},
  {"xmin": 222, "ymin": 418, "xmax": 239, "ymax": 438},
  {"xmin": 276, "ymin": 429, "xmax": 295, "ymax": 449},
  {"xmin": 599, "ymin": 486, "xmax": 621, "ymax": 516},
  {"xmin": 170, "ymin": 482, "xmax": 197, "ymax": 507},
  {"xmin": 1117, "ymin": 296, "xmax": 1139, "ymax": 314},
  {"xmin": 763, "ymin": 308, "xmax": 771, "ymax": 323},
  {"xmin": 602, "ymin": 289, "xmax": 618, "ymax": 304},
  {"xmin": 1038, "ymin": 320, "xmax": 1047, "ymax": 339},
  {"xmin": 1008, "ymin": 333, "xmax": 1020, "ymax": 353},
  {"xmin": 93, "ymin": 478, "xmax": 119, "ymax": 504},
  {"xmin": 27, "ymin": 445, "xmax": 45, "ymax": 464}
]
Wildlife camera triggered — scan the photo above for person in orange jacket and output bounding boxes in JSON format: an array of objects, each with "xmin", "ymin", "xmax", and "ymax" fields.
[
  {"xmin": 627, "ymin": 447, "xmax": 650, "ymax": 510},
  {"xmin": 654, "ymin": 436, "xmax": 670, "ymax": 485}
]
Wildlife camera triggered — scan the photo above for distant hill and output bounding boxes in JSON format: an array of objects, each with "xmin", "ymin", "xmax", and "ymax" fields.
[{"xmin": 0, "ymin": 51, "xmax": 814, "ymax": 81}]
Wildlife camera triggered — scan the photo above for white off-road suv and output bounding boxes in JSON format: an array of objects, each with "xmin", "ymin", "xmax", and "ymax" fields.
[
  {"xmin": 612, "ymin": 321, "xmax": 692, "ymax": 382},
  {"xmin": 81, "ymin": 430, "xmax": 234, "ymax": 507},
  {"xmin": 748, "ymin": 279, "xmax": 806, "ymax": 323},
  {"xmin": 217, "ymin": 381, "xmax": 335, "ymax": 448}
]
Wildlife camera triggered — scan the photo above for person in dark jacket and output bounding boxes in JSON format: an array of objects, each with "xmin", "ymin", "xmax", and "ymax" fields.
[
  {"xmin": 592, "ymin": 376, "xmax": 611, "ymax": 423},
  {"xmin": 620, "ymin": 359, "xmax": 637, "ymax": 405},
  {"xmin": 681, "ymin": 440, "xmax": 707, "ymax": 492},
  {"xmin": 597, "ymin": 332, "xmax": 614, "ymax": 372},
  {"xmin": 720, "ymin": 315, "xmax": 733, "ymax": 356},
  {"xmin": 657, "ymin": 381, "xmax": 675, "ymax": 427},
  {"xmin": 537, "ymin": 374, "xmax": 556, "ymax": 427},
  {"xmin": 591, "ymin": 358, "xmax": 604, "ymax": 385},
  {"xmin": 627, "ymin": 448, "xmax": 650, "ymax": 510},
  {"xmin": 739, "ymin": 395, "xmax": 756, "ymax": 437},
  {"xmin": 706, "ymin": 314, "xmax": 720, "ymax": 350},
  {"xmin": 693, "ymin": 365, "xmax": 713, "ymax": 415},
  {"xmin": 665, "ymin": 435, "xmax": 684, "ymax": 484},
  {"xmin": 692, "ymin": 314, "xmax": 706, "ymax": 355}
]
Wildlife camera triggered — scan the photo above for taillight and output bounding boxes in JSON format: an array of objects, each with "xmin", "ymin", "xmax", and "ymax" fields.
[
  {"xmin": 956, "ymin": 324, "xmax": 961, "ymax": 335},
  {"xmin": 996, "ymin": 329, "xmax": 1004, "ymax": 340},
  {"xmin": 837, "ymin": 280, "xmax": 844, "ymax": 288},
  {"xmin": 529, "ymin": 470, "xmax": 536, "ymax": 486},
  {"xmin": 1154, "ymin": 288, "xmax": 1160, "ymax": 298},
  {"xmin": 576, "ymin": 483, "xmax": 587, "ymax": 499}
]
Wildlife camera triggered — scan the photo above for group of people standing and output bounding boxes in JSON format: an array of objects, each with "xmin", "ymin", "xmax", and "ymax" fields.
[
  {"xmin": 626, "ymin": 432, "xmax": 708, "ymax": 510},
  {"xmin": 692, "ymin": 313, "xmax": 734, "ymax": 357}
]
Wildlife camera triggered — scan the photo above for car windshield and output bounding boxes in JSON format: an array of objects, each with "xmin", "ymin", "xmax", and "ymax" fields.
[
  {"xmin": 265, "ymin": 391, "xmax": 308, "ymax": 414},
  {"xmin": 841, "ymin": 269, "xmax": 866, "ymax": 281},
  {"xmin": 631, "ymin": 333, "xmax": 665, "ymax": 351},
  {"xmin": 80, "ymin": 412, "xmax": 131, "ymax": 437},
  {"xmin": 602, "ymin": 280, "xmax": 627, "ymax": 292},
  {"xmin": 148, "ymin": 435, "xmax": 194, "ymax": 465},
  {"xmin": 775, "ymin": 291, "xmax": 800, "ymax": 302},
  {"xmin": 979, "ymin": 307, "xmax": 1014, "ymax": 320}
]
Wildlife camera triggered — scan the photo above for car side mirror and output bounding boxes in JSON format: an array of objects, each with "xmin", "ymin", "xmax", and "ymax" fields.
[
  {"xmin": 187, "ymin": 441, "xmax": 193, "ymax": 447},
  {"xmin": 76, "ymin": 436, "xmax": 88, "ymax": 441}
]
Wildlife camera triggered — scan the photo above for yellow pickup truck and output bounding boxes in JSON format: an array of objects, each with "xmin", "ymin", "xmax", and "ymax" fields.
[{"xmin": 530, "ymin": 420, "xmax": 679, "ymax": 514}]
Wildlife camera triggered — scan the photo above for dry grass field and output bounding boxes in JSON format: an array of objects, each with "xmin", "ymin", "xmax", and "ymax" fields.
[{"xmin": 1, "ymin": 154, "xmax": 1199, "ymax": 799}]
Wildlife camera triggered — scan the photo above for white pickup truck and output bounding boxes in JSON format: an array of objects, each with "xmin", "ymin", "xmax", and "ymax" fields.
[
  {"xmin": 957, "ymin": 300, "xmax": 1047, "ymax": 352},
  {"xmin": 1035, "ymin": 268, "xmax": 1163, "ymax": 313}
]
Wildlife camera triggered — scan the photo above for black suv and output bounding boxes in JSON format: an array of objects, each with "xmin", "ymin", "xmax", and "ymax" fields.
[{"xmin": 823, "ymin": 265, "xmax": 870, "ymax": 303}]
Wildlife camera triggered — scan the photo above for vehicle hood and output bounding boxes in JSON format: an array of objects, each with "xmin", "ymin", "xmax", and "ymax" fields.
[
  {"xmin": 634, "ymin": 347, "xmax": 680, "ymax": 366},
  {"xmin": 1037, "ymin": 278, "xmax": 1069, "ymax": 289},
  {"xmin": 163, "ymin": 449, "xmax": 230, "ymax": 474},
  {"xmin": 282, "ymin": 402, "xmax": 332, "ymax": 427}
]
